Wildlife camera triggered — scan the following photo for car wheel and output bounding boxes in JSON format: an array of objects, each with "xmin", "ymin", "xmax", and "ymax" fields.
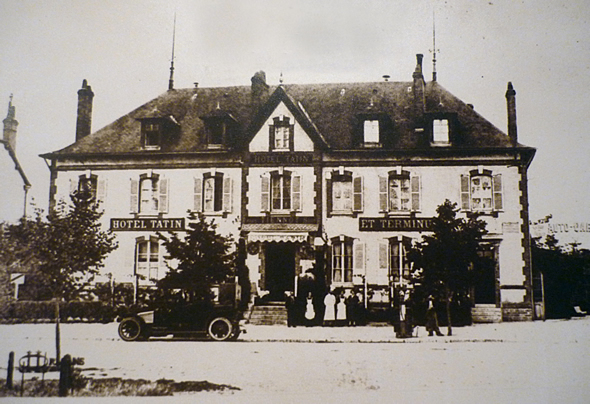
[
  {"xmin": 118, "ymin": 317, "xmax": 144, "ymax": 341},
  {"xmin": 207, "ymin": 317, "xmax": 233, "ymax": 341}
]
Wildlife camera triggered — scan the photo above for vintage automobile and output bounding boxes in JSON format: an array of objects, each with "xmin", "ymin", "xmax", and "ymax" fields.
[{"xmin": 118, "ymin": 284, "xmax": 243, "ymax": 342}]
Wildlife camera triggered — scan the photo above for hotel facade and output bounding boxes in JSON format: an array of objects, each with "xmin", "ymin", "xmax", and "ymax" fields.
[{"xmin": 41, "ymin": 55, "xmax": 537, "ymax": 322}]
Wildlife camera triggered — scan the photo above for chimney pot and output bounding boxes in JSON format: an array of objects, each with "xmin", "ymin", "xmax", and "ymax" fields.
[
  {"xmin": 76, "ymin": 79, "xmax": 94, "ymax": 141},
  {"xmin": 505, "ymin": 82, "xmax": 517, "ymax": 146}
]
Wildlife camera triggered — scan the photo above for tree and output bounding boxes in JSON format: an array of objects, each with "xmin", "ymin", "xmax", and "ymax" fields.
[
  {"xmin": 157, "ymin": 213, "xmax": 236, "ymax": 303},
  {"xmin": 3, "ymin": 190, "xmax": 117, "ymax": 361},
  {"xmin": 532, "ymin": 235, "xmax": 590, "ymax": 318},
  {"xmin": 408, "ymin": 200, "xmax": 487, "ymax": 335}
]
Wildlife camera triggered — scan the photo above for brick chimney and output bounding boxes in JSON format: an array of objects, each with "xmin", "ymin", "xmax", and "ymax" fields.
[
  {"xmin": 76, "ymin": 79, "xmax": 94, "ymax": 141},
  {"xmin": 412, "ymin": 54, "xmax": 425, "ymax": 114},
  {"xmin": 3, "ymin": 95, "xmax": 18, "ymax": 151},
  {"xmin": 251, "ymin": 71, "xmax": 269, "ymax": 111},
  {"xmin": 505, "ymin": 82, "xmax": 517, "ymax": 146}
]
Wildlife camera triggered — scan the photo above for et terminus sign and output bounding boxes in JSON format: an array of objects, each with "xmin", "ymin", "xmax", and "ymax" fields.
[
  {"xmin": 110, "ymin": 218, "xmax": 185, "ymax": 231},
  {"xmin": 359, "ymin": 217, "xmax": 434, "ymax": 232}
]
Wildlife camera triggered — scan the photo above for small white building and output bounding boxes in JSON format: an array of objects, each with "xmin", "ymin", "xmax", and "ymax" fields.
[{"xmin": 41, "ymin": 55, "xmax": 537, "ymax": 321}]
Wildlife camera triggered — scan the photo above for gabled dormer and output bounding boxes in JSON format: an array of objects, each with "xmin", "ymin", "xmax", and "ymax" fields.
[
  {"xmin": 137, "ymin": 115, "xmax": 180, "ymax": 151},
  {"xmin": 247, "ymin": 86, "xmax": 328, "ymax": 153},
  {"xmin": 200, "ymin": 109, "xmax": 238, "ymax": 149}
]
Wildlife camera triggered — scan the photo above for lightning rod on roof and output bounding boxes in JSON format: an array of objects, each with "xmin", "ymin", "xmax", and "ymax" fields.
[
  {"xmin": 168, "ymin": 12, "xmax": 177, "ymax": 91},
  {"xmin": 430, "ymin": 9, "xmax": 439, "ymax": 82}
]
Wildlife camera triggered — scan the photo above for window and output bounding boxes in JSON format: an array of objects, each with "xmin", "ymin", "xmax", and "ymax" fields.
[
  {"xmin": 78, "ymin": 174, "xmax": 97, "ymax": 198},
  {"xmin": 461, "ymin": 169, "xmax": 503, "ymax": 212},
  {"xmin": 207, "ymin": 119, "xmax": 226, "ymax": 145},
  {"xmin": 135, "ymin": 237, "xmax": 160, "ymax": 281},
  {"xmin": 379, "ymin": 170, "xmax": 420, "ymax": 213},
  {"xmin": 71, "ymin": 172, "xmax": 107, "ymax": 203},
  {"xmin": 432, "ymin": 119, "xmax": 449, "ymax": 144},
  {"xmin": 379, "ymin": 236, "xmax": 412, "ymax": 286},
  {"xmin": 328, "ymin": 170, "xmax": 363, "ymax": 215},
  {"xmin": 143, "ymin": 122, "xmax": 161, "ymax": 149},
  {"xmin": 130, "ymin": 173, "xmax": 169, "ymax": 215},
  {"xmin": 269, "ymin": 115, "xmax": 294, "ymax": 151},
  {"xmin": 332, "ymin": 237, "xmax": 353, "ymax": 283},
  {"xmin": 261, "ymin": 170, "xmax": 301, "ymax": 213},
  {"xmin": 363, "ymin": 120, "xmax": 380, "ymax": 143},
  {"xmin": 193, "ymin": 173, "xmax": 232, "ymax": 213}
]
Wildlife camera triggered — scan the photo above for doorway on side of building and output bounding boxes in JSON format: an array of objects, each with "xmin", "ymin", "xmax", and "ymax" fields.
[{"xmin": 264, "ymin": 243, "xmax": 297, "ymax": 301}]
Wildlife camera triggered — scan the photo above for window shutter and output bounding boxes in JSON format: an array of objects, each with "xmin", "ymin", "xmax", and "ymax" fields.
[
  {"xmin": 354, "ymin": 242, "xmax": 365, "ymax": 273},
  {"xmin": 223, "ymin": 177, "xmax": 233, "ymax": 213},
  {"xmin": 292, "ymin": 174, "xmax": 301, "ymax": 212},
  {"xmin": 493, "ymin": 174, "xmax": 503, "ymax": 211},
  {"xmin": 326, "ymin": 177, "xmax": 333, "ymax": 216},
  {"xmin": 193, "ymin": 177, "xmax": 203, "ymax": 212},
  {"xmin": 289, "ymin": 124, "xmax": 295, "ymax": 150},
  {"xmin": 269, "ymin": 125, "xmax": 274, "ymax": 150},
  {"xmin": 353, "ymin": 176, "xmax": 364, "ymax": 212},
  {"xmin": 158, "ymin": 178, "xmax": 169, "ymax": 213},
  {"xmin": 261, "ymin": 174, "xmax": 270, "ymax": 212},
  {"xmin": 410, "ymin": 175, "xmax": 421, "ymax": 212},
  {"xmin": 379, "ymin": 176, "xmax": 388, "ymax": 212},
  {"xmin": 460, "ymin": 174, "xmax": 471, "ymax": 211},
  {"xmin": 379, "ymin": 243, "xmax": 389, "ymax": 281},
  {"xmin": 130, "ymin": 178, "xmax": 139, "ymax": 213},
  {"xmin": 97, "ymin": 178, "xmax": 107, "ymax": 204}
]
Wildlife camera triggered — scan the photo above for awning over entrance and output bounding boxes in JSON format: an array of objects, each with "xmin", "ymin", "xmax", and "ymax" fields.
[{"xmin": 248, "ymin": 232, "xmax": 309, "ymax": 243}]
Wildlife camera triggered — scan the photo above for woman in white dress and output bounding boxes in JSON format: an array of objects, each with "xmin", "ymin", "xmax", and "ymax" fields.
[
  {"xmin": 323, "ymin": 292, "xmax": 336, "ymax": 326},
  {"xmin": 336, "ymin": 291, "xmax": 347, "ymax": 326}
]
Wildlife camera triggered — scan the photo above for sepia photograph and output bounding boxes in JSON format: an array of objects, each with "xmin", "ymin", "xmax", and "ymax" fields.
[{"xmin": 1, "ymin": 0, "xmax": 589, "ymax": 402}]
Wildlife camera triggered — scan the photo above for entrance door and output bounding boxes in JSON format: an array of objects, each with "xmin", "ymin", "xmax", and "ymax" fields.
[{"xmin": 265, "ymin": 243, "xmax": 296, "ymax": 301}]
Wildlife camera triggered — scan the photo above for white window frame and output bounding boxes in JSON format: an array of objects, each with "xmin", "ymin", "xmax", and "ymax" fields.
[
  {"xmin": 363, "ymin": 120, "xmax": 380, "ymax": 143},
  {"xmin": 135, "ymin": 237, "xmax": 160, "ymax": 281},
  {"xmin": 432, "ymin": 119, "xmax": 450, "ymax": 144},
  {"xmin": 461, "ymin": 170, "xmax": 503, "ymax": 213},
  {"xmin": 379, "ymin": 171, "xmax": 420, "ymax": 214}
]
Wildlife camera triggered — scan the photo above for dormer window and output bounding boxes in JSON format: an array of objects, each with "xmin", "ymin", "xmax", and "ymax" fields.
[
  {"xmin": 201, "ymin": 111, "xmax": 237, "ymax": 149},
  {"xmin": 357, "ymin": 113, "xmax": 391, "ymax": 148},
  {"xmin": 433, "ymin": 119, "xmax": 449, "ymax": 144},
  {"xmin": 139, "ymin": 116, "xmax": 180, "ymax": 151},
  {"xmin": 144, "ymin": 122, "xmax": 161, "ymax": 150},
  {"xmin": 363, "ymin": 120, "xmax": 380, "ymax": 143},
  {"xmin": 269, "ymin": 115, "xmax": 294, "ymax": 151},
  {"xmin": 427, "ymin": 114, "xmax": 457, "ymax": 146}
]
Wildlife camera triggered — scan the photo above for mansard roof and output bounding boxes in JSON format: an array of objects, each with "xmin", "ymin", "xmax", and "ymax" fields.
[{"xmin": 43, "ymin": 76, "xmax": 531, "ymax": 157}]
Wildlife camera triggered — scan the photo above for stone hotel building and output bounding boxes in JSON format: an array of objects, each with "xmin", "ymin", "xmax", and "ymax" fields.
[{"xmin": 41, "ymin": 54, "xmax": 537, "ymax": 322}]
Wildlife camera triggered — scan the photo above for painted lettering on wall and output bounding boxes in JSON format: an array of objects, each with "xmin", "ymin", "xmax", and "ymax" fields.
[
  {"xmin": 110, "ymin": 218, "xmax": 185, "ymax": 231},
  {"xmin": 359, "ymin": 217, "xmax": 434, "ymax": 232},
  {"xmin": 548, "ymin": 222, "xmax": 590, "ymax": 234},
  {"xmin": 251, "ymin": 152, "xmax": 313, "ymax": 165}
]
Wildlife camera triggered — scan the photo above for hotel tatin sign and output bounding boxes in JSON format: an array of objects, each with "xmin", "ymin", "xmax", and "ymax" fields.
[
  {"xmin": 110, "ymin": 218, "xmax": 185, "ymax": 231},
  {"xmin": 250, "ymin": 152, "xmax": 314, "ymax": 166},
  {"xmin": 359, "ymin": 217, "xmax": 434, "ymax": 232}
]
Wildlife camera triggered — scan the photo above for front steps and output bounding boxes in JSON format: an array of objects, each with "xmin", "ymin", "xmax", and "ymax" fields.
[{"xmin": 247, "ymin": 303, "xmax": 288, "ymax": 325}]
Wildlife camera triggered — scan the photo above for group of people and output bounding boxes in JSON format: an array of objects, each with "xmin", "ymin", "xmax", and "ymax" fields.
[{"xmin": 285, "ymin": 288, "xmax": 366, "ymax": 327}]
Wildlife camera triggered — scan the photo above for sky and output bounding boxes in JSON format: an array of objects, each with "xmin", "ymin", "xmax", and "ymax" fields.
[{"xmin": 1, "ymin": 0, "xmax": 589, "ymax": 245}]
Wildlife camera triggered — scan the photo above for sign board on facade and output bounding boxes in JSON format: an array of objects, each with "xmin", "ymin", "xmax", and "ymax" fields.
[
  {"xmin": 250, "ymin": 152, "xmax": 314, "ymax": 165},
  {"xmin": 110, "ymin": 218, "xmax": 185, "ymax": 231},
  {"xmin": 359, "ymin": 217, "xmax": 434, "ymax": 232}
]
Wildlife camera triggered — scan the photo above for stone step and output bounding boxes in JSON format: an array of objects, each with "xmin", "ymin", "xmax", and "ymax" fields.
[{"xmin": 248, "ymin": 305, "xmax": 288, "ymax": 325}]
